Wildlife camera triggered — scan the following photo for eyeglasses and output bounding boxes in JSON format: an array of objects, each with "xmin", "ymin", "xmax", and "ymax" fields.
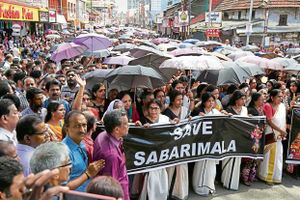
[
  {"xmin": 34, "ymin": 129, "xmax": 49, "ymax": 136},
  {"xmin": 52, "ymin": 161, "xmax": 72, "ymax": 170}
]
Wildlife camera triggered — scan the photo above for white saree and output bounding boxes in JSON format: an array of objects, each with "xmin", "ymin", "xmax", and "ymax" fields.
[
  {"xmin": 258, "ymin": 103, "xmax": 286, "ymax": 183},
  {"xmin": 192, "ymin": 109, "xmax": 220, "ymax": 195},
  {"xmin": 166, "ymin": 107, "xmax": 189, "ymax": 200},
  {"xmin": 139, "ymin": 114, "xmax": 170, "ymax": 200},
  {"xmin": 221, "ymin": 106, "xmax": 248, "ymax": 190}
]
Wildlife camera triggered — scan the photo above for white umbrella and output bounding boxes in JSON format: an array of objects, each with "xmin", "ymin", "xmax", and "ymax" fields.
[
  {"xmin": 46, "ymin": 34, "xmax": 61, "ymax": 39},
  {"xmin": 159, "ymin": 55, "xmax": 224, "ymax": 79},
  {"xmin": 103, "ymin": 55, "xmax": 134, "ymax": 66},
  {"xmin": 236, "ymin": 56, "xmax": 283, "ymax": 70},
  {"xmin": 272, "ymin": 57, "xmax": 300, "ymax": 71},
  {"xmin": 228, "ymin": 51, "xmax": 254, "ymax": 61},
  {"xmin": 158, "ymin": 43, "xmax": 178, "ymax": 52}
]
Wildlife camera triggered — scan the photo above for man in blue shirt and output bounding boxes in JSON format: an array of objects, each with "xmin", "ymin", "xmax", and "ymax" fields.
[{"xmin": 62, "ymin": 110, "xmax": 104, "ymax": 191}]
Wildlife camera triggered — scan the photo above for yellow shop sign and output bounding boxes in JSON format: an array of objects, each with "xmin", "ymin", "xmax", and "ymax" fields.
[{"xmin": 0, "ymin": 2, "xmax": 39, "ymax": 21}]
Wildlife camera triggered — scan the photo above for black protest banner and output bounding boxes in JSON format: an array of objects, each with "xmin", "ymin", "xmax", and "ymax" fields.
[
  {"xmin": 287, "ymin": 107, "xmax": 300, "ymax": 164},
  {"xmin": 123, "ymin": 115, "xmax": 265, "ymax": 174}
]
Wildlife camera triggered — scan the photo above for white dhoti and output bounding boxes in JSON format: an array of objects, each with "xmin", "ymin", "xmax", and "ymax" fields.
[
  {"xmin": 192, "ymin": 160, "xmax": 216, "ymax": 196},
  {"xmin": 258, "ymin": 103, "xmax": 286, "ymax": 183},
  {"xmin": 166, "ymin": 164, "xmax": 189, "ymax": 200},
  {"xmin": 139, "ymin": 169, "xmax": 169, "ymax": 200},
  {"xmin": 221, "ymin": 157, "xmax": 241, "ymax": 190},
  {"xmin": 258, "ymin": 141, "xmax": 283, "ymax": 183}
]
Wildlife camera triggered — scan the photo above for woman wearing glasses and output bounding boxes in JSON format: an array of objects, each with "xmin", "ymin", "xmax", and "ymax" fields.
[
  {"xmin": 139, "ymin": 99, "xmax": 170, "ymax": 200},
  {"xmin": 258, "ymin": 89, "xmax": 287, "ymax": 185}
]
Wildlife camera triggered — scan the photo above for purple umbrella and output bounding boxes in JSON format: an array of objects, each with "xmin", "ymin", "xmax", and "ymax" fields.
[
  {"xmin": 74, "ymin": 33, "xmax": 112, "ymax": 51},
  {"xmin": 50, "ymin": 42, "xmax": 87, "ymax": 62},
  {"xmin": 103, "ymin": 55, "xmax": 134, "ymax": 66}
]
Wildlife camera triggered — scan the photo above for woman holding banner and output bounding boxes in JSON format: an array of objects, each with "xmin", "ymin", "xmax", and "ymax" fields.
[
  {"xmin": 139, "ymin": 99, "xmax": 170, "ymax": 200},
  {"xmin": 222, "ymin": 90, "xmax": 248, "ymax": 190},
  {"xmin": 162, "ymin": 90, "xmax": 189, "ymax": 200},
  {"xmin": 191, "ymin": 92, "xmax": 221, "ymax": 196},
  {"xmin": 258, "ymin": 89, "xmax": 287, "ymax": 185},
  {"xmin": 240, "ymin": 92, "xmax": 265, "ymax": 186}
]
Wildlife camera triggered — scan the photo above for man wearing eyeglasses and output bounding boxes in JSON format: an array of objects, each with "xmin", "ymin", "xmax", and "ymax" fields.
[
  {"xmin": 16, "ymin": 115, "xmax": 50, "ymax": 177},
  {"xmin": 30, "ymin": 141, "xmax": 72, "ymax": 188}
]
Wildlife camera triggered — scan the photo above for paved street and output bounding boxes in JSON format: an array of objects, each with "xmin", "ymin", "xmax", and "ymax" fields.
[{"xmin": 188, "ymin": 173, "xmax": 300, "ymax": 200}]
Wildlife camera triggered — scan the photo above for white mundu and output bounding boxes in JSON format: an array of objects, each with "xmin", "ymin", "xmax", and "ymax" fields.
[
  {"xmin": 221, "ymin": 106, "xmax": 248, "ymax": 190},
  {"xmin": 193, "ymin": 109, "xmax": 220, "ymax": 195},
  {"xmin": 139, "ymin": 114, "xmax": 170, "ymax": 200},
  {"xmin": 258, "ymin": 103, "xmax": 286, "ymax": 183}
]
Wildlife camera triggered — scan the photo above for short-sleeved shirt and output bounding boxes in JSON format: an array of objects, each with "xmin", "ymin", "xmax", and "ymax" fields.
[
  {"xmin": 0, "ymin": 128, "xmax": 18, "ymax": 146},
  {"xmin": 62, "ymin": 136, "xmax": 89, "ymax": 192},
  {"xmin": 263, "ymin": 103, "xmax": 275, "ymax": 120}
]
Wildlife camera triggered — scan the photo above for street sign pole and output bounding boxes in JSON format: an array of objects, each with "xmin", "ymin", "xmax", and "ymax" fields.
[{"xmin": 246, "ymin": 0, "xmax": 254, "ymax": 45}]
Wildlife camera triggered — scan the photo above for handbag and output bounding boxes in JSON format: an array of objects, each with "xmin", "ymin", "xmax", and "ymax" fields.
[{"xmin": 265, "ymin": 132, "xmax": 276, "ymax": 145}]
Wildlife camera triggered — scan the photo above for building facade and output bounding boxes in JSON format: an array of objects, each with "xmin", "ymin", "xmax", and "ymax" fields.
[{"xmin": 215, "ymin": 0, "xmax": 300, "ymax": 45}]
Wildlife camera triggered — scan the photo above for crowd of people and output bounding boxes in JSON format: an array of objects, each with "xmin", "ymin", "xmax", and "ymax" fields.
[{"xmin": 0, "ymin": 28, "xmax": 299, "ymax": 200}]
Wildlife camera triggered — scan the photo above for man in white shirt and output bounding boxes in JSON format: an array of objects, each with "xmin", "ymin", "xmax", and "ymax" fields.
[{"xmin": 0, "ymin": 99, "xmax": 20, "ymax": 145}]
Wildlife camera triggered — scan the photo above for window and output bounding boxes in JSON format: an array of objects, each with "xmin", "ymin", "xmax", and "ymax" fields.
[
  {"xmin": 252, "ymin": 11, "xmax": 255, "ymax": 19},
  {"xmin": 224, "ymin": 12, "xmax": 229, "ymax": 20},
  {"xmin": 238, "ymin": 11, "xmax": 241, "ymax": 20},
  {"xmin": 279, "ymin": 14, "xmax": 288, "ymax": 26}
]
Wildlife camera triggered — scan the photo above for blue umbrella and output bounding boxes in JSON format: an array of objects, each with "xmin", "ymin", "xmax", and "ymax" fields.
[
  {"xmin": 179, "ymin": 43, "xmax": 195, "ymax": 49},
  {"xmin": 183, "ymin": 39, "xmax": 200, "ymax": 45}
]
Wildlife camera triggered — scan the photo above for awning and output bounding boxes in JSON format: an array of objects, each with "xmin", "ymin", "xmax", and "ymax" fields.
[
  {"xmin": 39, "ymin": 8, "xmax": 48, "ymax": 12},
  {"xmin": 56, "ymin": 14, "xmax": 67, "ymax": 24},
  {"xmin": 222, "ymin": 20, "xmax": 263, "ymax": 31},
  {"xmin": 237, "ymin": 26, "xmax": 300, "ymax": 34}
]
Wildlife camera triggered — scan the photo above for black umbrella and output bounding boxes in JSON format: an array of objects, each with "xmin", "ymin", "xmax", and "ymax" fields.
[
  {"xmin": 105, "ymin": 65, "xmax": 165, "ymax": 91},
  {"xmin": 83, "ymin": 69, "xmax": 113, "ymax": 90},
  {"xmin": 197, "ymin": 61, "xmax": 251, "ymax": 85},
  {"xmin": 128, "ymin": 53, "xmax": 172, "ymax": 68}
]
